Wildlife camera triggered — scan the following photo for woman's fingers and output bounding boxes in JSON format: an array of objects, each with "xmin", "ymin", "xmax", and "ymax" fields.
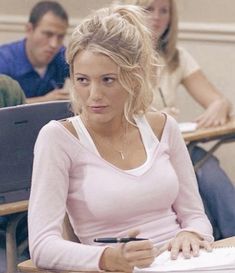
[
  {"xmin": 122, "ymin": 239, "xmax": 156, "ymax": 268},
  {"xmin": 127, "ymin": 229, "xmax": 140, "ymax": 238},
  {"xmin": 199, "ymin": 240, "xmax": 213, "ymax": 252},
  {"xmin": 132, "ymin": 256, "xmax": 155, "ymax": 268},
  {"xmin": 181, "ymin": 240, "xmax": 191, "ymax": 258},
  {"xmin": 195, "ymin": 100, "xmax": 229, "ymax": 128},
  {"xmin": 191, "ymin": 241, "xmax": 200, "ymax": 257},
  {"xmin": 168, "ymin": 231, "xmax": 213, "ymax": 259}
]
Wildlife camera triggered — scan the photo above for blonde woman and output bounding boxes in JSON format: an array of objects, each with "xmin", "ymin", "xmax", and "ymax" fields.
[
  {"xmin": 120, "ymin": 0, "xmax": 235, "ymax": 241},
  {"xmin": 29, "ymin": 4, "xmax": 213, "ymax": 272}
]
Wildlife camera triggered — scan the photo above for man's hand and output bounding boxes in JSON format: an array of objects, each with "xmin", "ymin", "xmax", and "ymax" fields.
[{"xmin": 26, "ymin": 89, "xmax": 69, "ymax": 104}]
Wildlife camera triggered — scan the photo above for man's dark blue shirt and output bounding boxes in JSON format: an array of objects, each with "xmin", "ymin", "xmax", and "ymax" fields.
[{"xmin": 0, "ymin": 39, "xmax": 69, "ymax": 98}]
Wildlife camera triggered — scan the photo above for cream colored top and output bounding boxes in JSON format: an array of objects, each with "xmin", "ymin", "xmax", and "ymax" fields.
[{"xmin": 153, "ymin": 47, "xmax": 200, "ymax": 110}]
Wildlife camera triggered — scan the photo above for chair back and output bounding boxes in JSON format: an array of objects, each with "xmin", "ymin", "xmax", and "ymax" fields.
[{"xmin": 0, "ymin": 101, "xmax": 73, "ymax": 204}]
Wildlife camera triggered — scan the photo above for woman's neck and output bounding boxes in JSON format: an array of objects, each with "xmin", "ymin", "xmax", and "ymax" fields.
[{"xmin": 80, "ymin": 115, "xmax": 128, "ymax": 138}]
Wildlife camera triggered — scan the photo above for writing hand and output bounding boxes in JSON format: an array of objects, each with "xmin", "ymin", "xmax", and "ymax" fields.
[
  {"xmin": 195, "ymin": 98, "xmax": 231, "ymax": 128},
  {"xmin": 99, "ymin": 229, "xmax": 156, "ymax": 272}
]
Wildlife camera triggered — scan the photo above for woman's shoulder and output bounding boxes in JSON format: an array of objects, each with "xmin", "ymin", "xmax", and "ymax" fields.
[
  {"xmin": 145, "ymin": 111, "xmax": 166, "ymax": 140},
  {"xmin": 38, "ymin": 118, "xmax": 77, "ymax": 142},
  {"xmin": 177, "ymin": 46, "xmax": 193, "ymax": 58},
  {"xmin": 177, "ymin": 47, "xmax": 200, "ymax": 78},
  {"xmin": 60, "ymin": 119, "xmax": 78, "ymax": 139},
  {"xmin": 145, "ymin": 111, "xmax": 180, "ymax": 139},
  {"xmin": 35, "ymin": 119, "xmax": 80, "ymax": 155},
  {"xmin": 36, "ymin": 120, "xmax": 65, "ymax": 142},
  {"xmin": 177, "ymin": 47, "xmax": 199, "ymax": 65}
]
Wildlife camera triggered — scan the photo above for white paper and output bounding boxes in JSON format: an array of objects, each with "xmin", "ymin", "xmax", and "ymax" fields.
[
  {"xmin": 178, "ymin": 122, "xmax": 197, "ymax": 133},
  {"xmin": 134, "ymin": 247, "xmax": 235, "ymax": 272}
]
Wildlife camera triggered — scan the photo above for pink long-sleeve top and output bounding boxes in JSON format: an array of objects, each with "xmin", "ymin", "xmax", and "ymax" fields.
[{"xmin": 28, "ymin": 114, "xmax": 213, "ymax": 271}]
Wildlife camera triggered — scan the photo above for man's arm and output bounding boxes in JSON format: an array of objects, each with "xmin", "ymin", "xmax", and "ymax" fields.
[{"xmin": 26, "ymin": 88, "xmax": 70, "ymax": 104}]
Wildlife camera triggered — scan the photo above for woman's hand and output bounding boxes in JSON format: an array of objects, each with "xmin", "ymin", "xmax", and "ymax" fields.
[
  {"xmin": 195, "ymin": 98, "xmax": 232, "ymax": 128},
  {"xmin": 161, "ymin": 231, "xmax": 212, "ymax": 260},
  {"xmin": 99, "ymin": 230, "xmax": 156, "ymax": 272},
  {"xmin": 100, "ymin": 240, "xmax": 156, "ymax": 272}
]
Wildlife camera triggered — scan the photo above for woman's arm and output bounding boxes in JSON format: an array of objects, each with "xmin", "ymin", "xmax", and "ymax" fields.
[
  {"xmin": 182, "ymin": 70, "xmax": 232, "ymax": 127},
  {"xmin": 28, "ymin": 121, "xmax": 107, "ymax": 271},
  {"xmin": 146, "ymin": 113, "xmax": 213, "ymax": 259},
  {"xmin": 167, "ymin": 115, "xmax": 214, "ymax": 258},
  {"xmin": 168, "ymin": 116, "xmax": 213, "ymax": 238}
]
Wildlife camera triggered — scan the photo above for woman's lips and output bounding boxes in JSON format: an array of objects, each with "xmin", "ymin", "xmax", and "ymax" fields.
[{"xmin": 89, "ymin": 105, "xmax": 108, "ymax": 113}]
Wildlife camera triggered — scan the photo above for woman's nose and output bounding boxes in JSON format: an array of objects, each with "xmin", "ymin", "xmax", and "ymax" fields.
[
  {"xmin": 89, "ymin": 83, "xmax": 102, "ymax": 100},
  {"xmin": 152, "ymin": 10, "xmax": 160, "ymax": 20}
]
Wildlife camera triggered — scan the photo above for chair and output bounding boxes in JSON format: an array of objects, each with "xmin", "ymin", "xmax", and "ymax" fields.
[{"xmin": 0, "ymin": 101, "xmax": 73, "ymax": 273}]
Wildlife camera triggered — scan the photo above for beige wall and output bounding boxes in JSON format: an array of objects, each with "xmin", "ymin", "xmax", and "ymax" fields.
[
  {"xmin": 0, "ymin": 0, "xmax": 110, "ymax": 17},
  {"xmin": 1, "ymin": 0, "xmax": 234, "ymax": 22},
  {"xmin": 177, "ymin": 0, "xmax": 235, "ymax": 23},
  {"xmin": 175, "ymin": 1, "xmax": 235, "ymax": 183},
  {"xmin": 0, "ymin": 0, "xmax": 235, "ymax": 182}
]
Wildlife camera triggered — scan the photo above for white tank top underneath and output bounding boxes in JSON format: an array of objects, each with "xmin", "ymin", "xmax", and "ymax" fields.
[{"xmin": 68, "ymin": 115, "xmax": 159, "ymax": 176}]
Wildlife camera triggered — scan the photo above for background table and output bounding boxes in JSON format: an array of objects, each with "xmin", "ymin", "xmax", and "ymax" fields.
[{"xmin": 183, "ymin": 117, "xmax": 235, "ymax": 171}]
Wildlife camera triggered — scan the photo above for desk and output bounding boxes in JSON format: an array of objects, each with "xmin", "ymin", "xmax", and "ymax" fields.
[
  {"xmin": 17, "ymin": 236, "xmax": 235, "ymax": 273},
  {"xmin": 183, "ymin": 117, "xmax": 235, "ymax": 142},
  {"xmin": 18, "ymin": 259, "xmax": 86, "ymax": 273},
  {"xmin": 0, "ymin": 200, "xmax": 28, "ymax": 273},
  {"xmin": 182, "ymin": 117, "xmax": 235, "ymax": 171}
]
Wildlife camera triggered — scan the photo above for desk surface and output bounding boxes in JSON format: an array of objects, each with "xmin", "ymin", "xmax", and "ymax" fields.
[
  {"xmin": 0, "ymin": 200, "xmax": 28, "ymax": 216},
  {"xmin": 183, "ymin": 117, "xmax": 235, "ymax": 142},
  {"xmin": 18, "ymin": 237, "xmax": 235, "ymax": 273}
]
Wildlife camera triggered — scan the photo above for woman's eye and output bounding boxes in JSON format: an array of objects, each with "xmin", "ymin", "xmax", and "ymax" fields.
[
  {"xmin": 146, "ymin": 6, "xmax": 154, "ymax": 12},
  {"xmin": 160, "ymin": 8, "xmax": 169, "ymax": 15},
  {"xmin": 103, "ymin": 77, "xmax": 115, "ymax": 84},
  {"xmin": 76, "ymin": 77, "xmax": 89, "ymax": 84}
]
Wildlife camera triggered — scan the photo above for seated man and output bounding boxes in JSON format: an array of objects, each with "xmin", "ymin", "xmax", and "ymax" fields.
[
  {"xmin": 0, "ymin": 75, "xmax": 25, "ymax": 107},
  {"xmin": 0, "ymin": 1, "xmax": 70, "ymax": 104}
]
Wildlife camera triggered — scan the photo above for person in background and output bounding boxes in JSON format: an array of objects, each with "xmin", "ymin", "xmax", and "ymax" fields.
[
  {"xmin": 0, "ymin": 74, "xmax": 25, "ymax": 107},
  {"xmin": 120, "ymin": 0, "xmax": 235, "ymax": 240},
  {"xmin": 0, "ymin": 1, "xmax": 69, "ymax": 104},
  {"xmin": 28, "ymin": 4, "xmax": 214, "ymax": 272}
]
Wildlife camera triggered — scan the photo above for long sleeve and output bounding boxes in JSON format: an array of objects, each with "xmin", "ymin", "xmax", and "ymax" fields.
[
  {"xmin": 28, "ymin": 121, "xmax": 107, "ymax": 271},
  {"xmin": 167, "ymin": 116, "xmax": 213, "ymax": 242}
]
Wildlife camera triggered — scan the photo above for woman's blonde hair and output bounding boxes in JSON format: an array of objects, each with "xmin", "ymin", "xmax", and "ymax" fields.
[
  {"xmin": 66, "ymin": 4, "xmax": 159, "ymax": 122},
  {"xmin": 119, "ymin": 0, "xmax": 179, "ymax": 72}
]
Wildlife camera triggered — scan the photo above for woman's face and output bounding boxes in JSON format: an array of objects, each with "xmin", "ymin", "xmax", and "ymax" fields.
[
  {"xmin": 72, "ymin": 50, "xmax": 128, "ymax": 126},
  {"xmin": 146, "ymin": 0, "xmax": 171, "ymax": 43}
]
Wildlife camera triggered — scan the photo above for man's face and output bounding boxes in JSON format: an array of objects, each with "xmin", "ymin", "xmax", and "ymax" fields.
[{"xmin": 26, "ymin": 11, "xmax": 68, "ymax": 68}]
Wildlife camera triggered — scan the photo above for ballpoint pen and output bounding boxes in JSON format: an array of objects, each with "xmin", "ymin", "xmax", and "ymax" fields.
[
  {"xmin": 94, "ymin": 237, "xmax": 147, "ymax": 243},
  {"xmin": 158, "ymin": 87, "xmax": 167, "ymax": 108}
]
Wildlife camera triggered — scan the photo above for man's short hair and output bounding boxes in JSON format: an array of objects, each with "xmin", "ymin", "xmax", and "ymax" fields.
[{"xmin": 29, "ymin": 1, "xmax": 68, "ymax": 26}]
